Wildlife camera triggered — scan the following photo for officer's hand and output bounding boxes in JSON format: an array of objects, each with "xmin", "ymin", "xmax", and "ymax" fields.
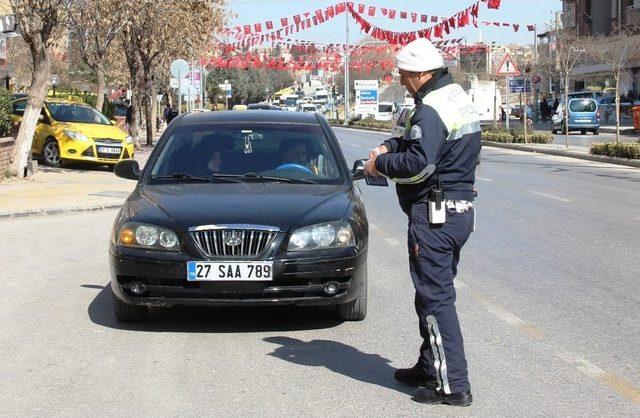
[
  {"xmin": 364, "ymin": 157, "xmax": 379, "ymax": 177},
  {"xmin": 368, "ymin": 145, "xmax": 389, "ymax": 160}
]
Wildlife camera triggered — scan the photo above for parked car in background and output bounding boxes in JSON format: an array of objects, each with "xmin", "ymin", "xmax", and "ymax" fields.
[
  {"xmin": 11, "ymin": 98, "xmax": 134, "ymax": 168},
  {"xmin": 375, "ymin": 102, "xmax": 395, "ymax": 121},
  {"xmin": 552, "ymin": 98, "xmax": 600, "ymax": 135},
  {"xmin": 568, "ymin": 91, "xmax": 605, "ymax": 101}
]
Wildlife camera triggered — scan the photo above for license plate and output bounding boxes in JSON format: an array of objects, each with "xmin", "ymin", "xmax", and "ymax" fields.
[
  {"xmin": 97, "ymin": 146, "xmax": 121, "ymax": 154},
  {"xmin": 187, "ymin": 261, "xmax": 273, "ymax": 281}
]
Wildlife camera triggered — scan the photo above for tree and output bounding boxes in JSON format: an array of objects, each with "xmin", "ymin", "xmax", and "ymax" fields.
[
  {"xmin": 9, "ymin": 0, "xmax": 65, "ymax": 178},
  {"xmin": 66, "ymin": 0, "xmax": 128, "ymax": 112},
  {"xmin": 125, "ymin": 0, "xmax": 225, "ymax": 146},
  {"xmin": 590, "ymin": 28, "xmax": 640, "ymax": 142},
  {"xmin": 555, "ymin": 29, "xmax": 586, "ymax": 148}
]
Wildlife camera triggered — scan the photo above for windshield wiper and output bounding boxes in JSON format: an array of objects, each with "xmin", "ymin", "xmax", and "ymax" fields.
[
  {"xmin": 151, "ymin": 173, "xmax": 238, "ymax": 183},
  {"xmin": 242, "ymin": 172, "xmax": 316, "ymax": 184},
  {"xmin": 205, "ymin": 173, "xmax": 315, "ymax": 184}
]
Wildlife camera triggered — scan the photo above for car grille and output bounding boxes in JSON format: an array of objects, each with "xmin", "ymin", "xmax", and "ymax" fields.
[
  {"xmin": 94, "ymin": 138, "xmax": 122, "ymax": 144},
  {"xmin": 190, "ymin": 228, "xmax": 278, "ymax": 258}
]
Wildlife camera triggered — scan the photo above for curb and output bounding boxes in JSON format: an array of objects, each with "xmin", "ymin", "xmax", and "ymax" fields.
[
  {"xmin": 600, "ymin": 127, "xmax": 635, "ymax": 135},
  {"xmin": 482, "ymin": 141, "xmax": 640, "ymax": 168},
  {"xmin": 0, "ymin": 203, "xmax": 123, "ymax": 220}
]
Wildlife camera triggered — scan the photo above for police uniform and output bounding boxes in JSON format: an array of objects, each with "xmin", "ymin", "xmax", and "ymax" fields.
[{"xmin": 374, "ymin": 39, "xmax": 481, "ymax": 406}]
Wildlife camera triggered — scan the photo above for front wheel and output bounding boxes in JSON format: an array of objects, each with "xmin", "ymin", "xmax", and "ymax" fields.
[
  {"xmin": 42, "ymin": 138, "xmax": 62, "ymax": 167},
  {"xmin": 112, "ymin": 290, "xmax": 148, "ymax": 322},
  {"xmin": 581, "ymin": 129, "xmax": 587, "ymax": 135},
  {"xmin": 336, "ymin": 269, "xmax": 367, "ymax": 321},
  {"xmin": 592, "ymin": 129, "xmax": 599, "ymax": 135}
]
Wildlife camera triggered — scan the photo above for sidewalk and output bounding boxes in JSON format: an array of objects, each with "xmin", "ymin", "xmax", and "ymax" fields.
[
  {"xmin": 0, "ymin": 147, "xmax": 154, "ymax": 219},
  {"xmin": 517, "ymin": 119, "xmax": 636, "ymax": 135}
]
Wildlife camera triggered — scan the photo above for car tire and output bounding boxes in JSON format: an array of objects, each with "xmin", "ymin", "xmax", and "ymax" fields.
[
  {"xmin": 336, "ymin": 268, "xmax": 367, "ymax": 321},
  {"xmin": 581, "ymin": 129, "xmax": 587, "ymax": 135},
  {"xmin": 592, "ymin": 129, "xmax": 599, "ymax": 135},
  {"xmin": 42, "ymin": 138, "xmax": 62, "ymax": 167},
  {"xmin": 552, "ymin": 127, "xmax": 557, "ymax": 134},
  {"xmin": 112, "ymin": 290, "xmax": 148, "ymax": 322}
]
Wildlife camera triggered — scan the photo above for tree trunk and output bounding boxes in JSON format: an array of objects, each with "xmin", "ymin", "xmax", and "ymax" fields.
[
  {"xmin": 95, "ymin": 62, "xmax": 106, "ymax": 112},
  {"xmin": 564, "ymin": 72, "xmax": 569, "ymax": 148},
  {"xmin": 143, "ymin": 67, "xmax": 154, "ymax": 146},
  {"xmin": 11, "ymin": 49, "xmax": 50, "ymax": 178},
  {"xmin": 615, "ymin": 74, "xmax": 620, "ymax": 143}
]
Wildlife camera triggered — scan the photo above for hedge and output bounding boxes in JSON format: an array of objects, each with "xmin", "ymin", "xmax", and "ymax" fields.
[
  {"xmin": 482, "ymin": 126, "xmax": 554, "ymax": 144},
  {"xmin": 0, "ymin": 88, "xmax": 12, "ymax": 136},
  {"xmin": 326, "ymin": 118, "xmax": 392, "ymax": 130},
  {"xmin": 590, "ymin": 142, "xmax": 640, "ymax": 159}
]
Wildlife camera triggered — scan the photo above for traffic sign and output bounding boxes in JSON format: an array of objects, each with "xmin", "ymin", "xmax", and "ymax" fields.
[
  {"xmin": 508, "ymin": 78, "xmax": 531, "ymax": 93},
  {"xmin": 496, "ymin": 54, "xmax": 521, "ymax": 76},
  {"xmin": 170, "ymin": 59, "xmax": 190, "ymax": 78},
  {"xmin": 170, "ymin": 78, "xmax": 179, "ymax": 88}
]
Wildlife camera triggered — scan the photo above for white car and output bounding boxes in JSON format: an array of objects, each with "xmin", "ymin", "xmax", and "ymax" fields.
[{"xmin": 301, "ymin": 104, "xmax": 319, "ymax": 113}]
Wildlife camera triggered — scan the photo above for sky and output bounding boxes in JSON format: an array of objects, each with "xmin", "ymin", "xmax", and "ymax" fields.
[{"xmin": 227, "ymin": 0, "xmax": 563, "ymax": 46}]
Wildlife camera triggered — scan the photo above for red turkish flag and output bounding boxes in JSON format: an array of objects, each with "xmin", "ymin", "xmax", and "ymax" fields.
[
  {"xmin": 431, "ymin": 16, "xmax": 439, "ymax": 23},
  {"xmin": 315, "ymin": 9, "xmax": 325, "ymax": 23},
  {"xmin": 400, "ymin": 11, "xmax": 407, "ymax": 19},
  {"xmin": 527, "ymin": 24, "xmax": 536, "ymax": 31},
  {"xmin": 443, "ymin": 20, "xmax": 450, "ymax": 34},
  {"xmin": 243, "ymin": 25, "xmax": 251, "ymax": 34},
  {"xmin": 358, "ymin": 4, "xmax": 365, "ymax": 13},
  {"xmin": 409, "ymin": 13, "xmax": 416, "ymax": 22},
  {"xmin": 266, "ymin": 21, "xmax": 273, "ymax": 30},
  {"xmin": 381, "ymin": 8, "xmax": 388, "ymax": 16},
  {"xmin": 326, "ymin": 5, "xmax": 335, "ymax": 19},
  {"xmin": 335, "ymin": 3, "xmax": 345, "ymax": 13},
  {"xmin": 513, "ymin": 24, "xmax": 520, "ymax": 32},
  {"xmin": 280, "ymin": 17, "xmax": 288, "ymax": 27},
  {"xmin": 502, "ymin": 22, "xmax": 510, "ymax": 26},
  {"xmin": 434, "ymin": 24, "xmax": 443, "ymax": 38},
  {"xmin": 421, "ymin": 15, "xmax": 428, "ymax": 23},
  {"xmin": 293, "ymin": 15, "xmax": 301, "ymax": 24},
  {"xmin": 254, "ymin": 23, "xmax": 262, "ymax": 33},
  {"xmin": 449, "ymin": 17, "xmax": 456, "ymax": 28},
  {"xmin": 389, "ymin": 9, "xmax": 396, "ymax": 19},
  {"xmin": 368, "ymin": 6, "xmax": 376, "ymax": 16},
  {"xmin": 487, "ymin": 0, "xmax": 501, "ymax": 9}
]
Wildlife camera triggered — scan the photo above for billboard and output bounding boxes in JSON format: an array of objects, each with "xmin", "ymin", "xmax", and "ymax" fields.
[{"xmin": 355, "ymin": 79, "xmax": 378, "ymax": 116}]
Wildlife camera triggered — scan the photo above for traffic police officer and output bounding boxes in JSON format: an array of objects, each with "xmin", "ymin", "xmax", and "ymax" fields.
[{"xmin": 365, "ymin": 38, "xmax": 481, "ymax": 407}]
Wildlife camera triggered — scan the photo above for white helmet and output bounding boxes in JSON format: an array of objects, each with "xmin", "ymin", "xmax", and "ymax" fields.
[{"xmin": 396, "ymin": 38, "xmax": 444, "ymax": 73}]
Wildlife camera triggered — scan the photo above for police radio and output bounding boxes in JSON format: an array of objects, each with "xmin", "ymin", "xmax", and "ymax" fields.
[{"xmin": 428, "ymin": 187, "xmax": 446, "ymax": 225}]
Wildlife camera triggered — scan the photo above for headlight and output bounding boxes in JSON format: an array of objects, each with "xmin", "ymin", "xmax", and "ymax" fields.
[
  {"xmin": 288, "ymin": 221, "xmax": 354, "ymax": 251},
  {"xmin": 115, "ymin": 222, "xmax": 180, "ymax": 251},
  {"xmin": 64, "ymin": 130, "xmax": 89, "ymax": 142},
  {"xmin": 125, "ymin": 135, "xmax": 133, "ymax": 144}
]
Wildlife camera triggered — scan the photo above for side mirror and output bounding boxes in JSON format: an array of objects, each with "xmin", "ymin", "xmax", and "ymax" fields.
[
  {"xmin": 351, "ymin": 159, "xmax": 366, "ymax": 181},
  {"xmin": 114, "ymin": 159, "xmax": 140, "ymax": 180}
]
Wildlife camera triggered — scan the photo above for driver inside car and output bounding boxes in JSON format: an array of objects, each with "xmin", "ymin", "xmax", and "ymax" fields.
[{"xmin": 279, "ymin": 138, "xmax": 319, "ymax": 174}]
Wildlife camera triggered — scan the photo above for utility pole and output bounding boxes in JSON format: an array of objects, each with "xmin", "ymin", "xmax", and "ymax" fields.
[
  {"xmin": 343, "ymin": 1, "xmax": 350, "ymax": 126},
  {"xmin": 533, "ymin": 25, "xmax": 539, "ymax": 123}
]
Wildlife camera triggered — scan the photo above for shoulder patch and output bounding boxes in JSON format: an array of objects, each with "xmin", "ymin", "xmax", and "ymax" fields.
[{"xmin": 410, "ymin": 125, "xmax": 422, "ymax": 140}]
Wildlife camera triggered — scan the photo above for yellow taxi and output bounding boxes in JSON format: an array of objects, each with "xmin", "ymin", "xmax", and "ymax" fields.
[
  {"xmin": 11, "ymin": 98, "xmax": 135, "ymax": 167},
  {"xmin": 232, "ymin": 104, "xmax": 248, "ymax": 111}
]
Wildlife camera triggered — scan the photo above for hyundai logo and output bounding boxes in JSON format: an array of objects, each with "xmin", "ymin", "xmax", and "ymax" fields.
[{"xmin": 223, "ymin": 231, "xmax": 242, "ymax": 247}]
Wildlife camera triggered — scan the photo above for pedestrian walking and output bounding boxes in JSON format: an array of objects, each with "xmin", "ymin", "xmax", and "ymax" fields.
[
  {"xmin": 163, "ymin": 103, "xmax": 178, "ymax": 125},
  {"xmin": 365, "ymin": 38, "xmax": 481, "ymax": 407},
  {"xmin": 540, "ymin": 98, "xmax": 549, "ymax": 123}
]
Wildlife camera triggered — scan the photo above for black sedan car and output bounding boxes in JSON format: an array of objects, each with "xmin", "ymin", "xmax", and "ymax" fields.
[{"xmin": 110, "ymin": 111, "xmax": 369, "ymax": 322}]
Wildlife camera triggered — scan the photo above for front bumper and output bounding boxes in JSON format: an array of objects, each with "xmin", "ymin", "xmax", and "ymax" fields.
[
  {"xmin": 109, "ymin": 245, "xmax": 367, "ymax": 307},
  {"xmin": 60, "ymin": 142, "xmax": 135, "ymax": 165}
]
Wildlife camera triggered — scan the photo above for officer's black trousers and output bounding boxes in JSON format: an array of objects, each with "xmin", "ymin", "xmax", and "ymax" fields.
[{"xmin": 407, "ymin": 203, "xmax": 474, "ymax": 394}]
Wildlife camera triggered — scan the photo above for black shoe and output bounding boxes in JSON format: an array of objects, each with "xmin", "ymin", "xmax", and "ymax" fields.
[
  {"xmin": 393, "ymin": 364, "xmax": 438, "ymax": 388},
  {"xmin": 412, "ymin": 388, "xmax": 473, "ymax": 407}
]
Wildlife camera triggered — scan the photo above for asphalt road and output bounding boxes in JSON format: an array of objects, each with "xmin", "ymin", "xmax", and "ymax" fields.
[{"xmin": 1, "ymin": 128, "xmax": 639, "ymax": 416}]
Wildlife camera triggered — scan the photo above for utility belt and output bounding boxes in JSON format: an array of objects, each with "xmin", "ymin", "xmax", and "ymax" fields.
[{"xmin": 421, "ymin": 181, "xmax": 474, "ymax": 226}]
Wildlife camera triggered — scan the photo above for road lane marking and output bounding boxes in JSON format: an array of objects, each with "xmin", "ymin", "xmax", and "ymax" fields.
[
  {"xmin": 476, "ymin": 177, "xmax": 493, "ymax": 182},
  {"xmin": 471, "ymin": 292, "xmax": 640, "ymax": 404},
  {"xmin": 527, "ymin": 190, "xmax": 572, "ymax": 203}
]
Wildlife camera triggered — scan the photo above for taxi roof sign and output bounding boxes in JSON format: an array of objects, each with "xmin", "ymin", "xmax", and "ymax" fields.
[{"xmin": 496, "ymin": 54, "xmax": 521, "ymax": 76}]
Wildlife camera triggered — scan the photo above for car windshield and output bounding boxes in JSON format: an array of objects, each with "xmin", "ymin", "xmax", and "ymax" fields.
[
  {"xmin": 46, "ymin": 103, "xmax": 112, "ymax": 125},
  {"xmin": 285, "ymin": 97, "xmax": 297, "ymax": 107},
  {"xmin": 570, "ymin": 100, "xmax": 596, "ymax": 112},
  {"xmin": 150, "ymin": 122, "xmax": 343, "ymax": 184}
]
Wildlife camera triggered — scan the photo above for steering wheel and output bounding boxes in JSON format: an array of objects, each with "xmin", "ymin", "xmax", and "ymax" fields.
[{"xmin": 274, "ymin": 163, "xmax": 313, "ymax": 174}]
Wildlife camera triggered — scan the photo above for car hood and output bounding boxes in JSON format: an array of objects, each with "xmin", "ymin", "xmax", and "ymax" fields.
[
  {"xmin": 128, "ymin": 183, "xmax": 354, "ymax": 232},
  {"xmin": 61, "ymin": 122, "xmax": 127, "ymax": 140}
]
